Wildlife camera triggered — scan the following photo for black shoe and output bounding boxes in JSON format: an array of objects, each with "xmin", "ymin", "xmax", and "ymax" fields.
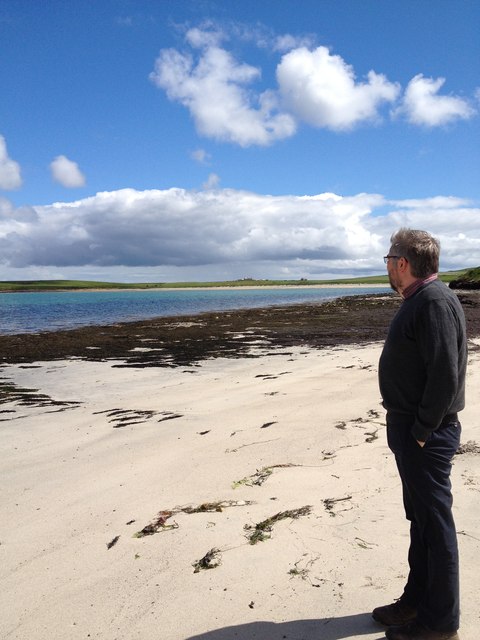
[
  {"xmin": 385, "ymin": 620, "xmax": 459, "ymax": 640},
  {"xmin": 372, "ymin": 598, "xmax": 417, "ymax": 626}
]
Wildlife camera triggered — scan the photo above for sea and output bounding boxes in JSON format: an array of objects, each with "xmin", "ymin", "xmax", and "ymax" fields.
[{"xmin": 0, "ymin": 286, "xmax": 390, "ymax": 335}]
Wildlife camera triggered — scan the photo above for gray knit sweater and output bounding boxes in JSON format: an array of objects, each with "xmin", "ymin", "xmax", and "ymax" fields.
[{"xmin": 378, "ymin": 279, "xmax": 467, "ymax": 442}]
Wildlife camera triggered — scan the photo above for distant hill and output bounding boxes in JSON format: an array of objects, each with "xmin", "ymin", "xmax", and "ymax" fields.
[
  {"xmin": 0, "ymin": 269, "xmax": 474, "ymax": 292},
  {"xmin": 449, "ymin": 267, "xmax": 480, "ymax": 290}
]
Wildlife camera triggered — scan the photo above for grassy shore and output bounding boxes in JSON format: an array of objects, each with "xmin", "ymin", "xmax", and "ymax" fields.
[{"xmin": 0, "ymin": 269, "xmax": 469, "ymax": 292}]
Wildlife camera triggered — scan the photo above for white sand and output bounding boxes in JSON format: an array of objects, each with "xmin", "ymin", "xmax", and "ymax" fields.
[{"xmin": 1, "ymin": 341, "xmax": 479, "ymax": 640}]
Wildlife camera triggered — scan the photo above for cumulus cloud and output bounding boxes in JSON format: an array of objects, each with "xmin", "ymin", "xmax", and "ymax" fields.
[
  {"xmin": 277, "ymin": 46, "xmax": 400, "ymax": 130},
  {"xmin": 0, "ymin": 187, "xmax": 478, "ymax": 278},
  {"xmin": 150, "ymin": 29, "xmax": 296, "ymax": 146},
  {"xmin": 0, "ymin": 135, "xmax": 22, "ymax": 190},
  {"xmin": 150, "ymin": 25, "xmax": 403, "ymax": 144},
  {"xmin": 394, "ymin": 74, "xmax": 476, "ymax": 126},
  {"xmin": 151, "ymin": 23, "xmax": 478, "ymax": 146},
  {"xmin": 50, "ymin": 155, "xmax": 86, "ymax": 188}
]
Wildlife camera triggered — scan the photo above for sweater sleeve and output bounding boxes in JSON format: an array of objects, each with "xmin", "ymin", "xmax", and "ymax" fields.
[{"xmin": 412, "ymin": 299, "xmax": 461, "ymax": 441}]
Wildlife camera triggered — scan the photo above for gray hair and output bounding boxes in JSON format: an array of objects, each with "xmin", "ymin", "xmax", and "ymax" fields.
[{"xmin": 390, "ymin": 228, "xmax": 440, "ymax": 278}]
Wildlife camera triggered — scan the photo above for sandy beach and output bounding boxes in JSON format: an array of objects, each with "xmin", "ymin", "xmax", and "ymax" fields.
[{"xmin": 1, "ymin": 294, "xmax": 479, "ymax": 640}]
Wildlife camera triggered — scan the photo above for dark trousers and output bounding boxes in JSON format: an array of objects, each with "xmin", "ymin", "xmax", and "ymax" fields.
[{"xmin": 386, "ymin": 419, "xmax": 461, "ymax": 632}]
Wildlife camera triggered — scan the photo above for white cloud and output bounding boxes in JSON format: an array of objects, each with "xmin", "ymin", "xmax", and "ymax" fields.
[
  {"xmin": 394, "ymin": 74, "xmax": 476, "ymax": 126},
  {"xmin": 185, "ymin": 25, "xmax": 224, "ymax": 48},
  {"xmin": 273, "ymin": 33, "xmax": 315, "ymax": 53},
  {"xmin": 50, "ymin": 155, "xmax": 86, "ymax": 188},
  {"xmin": 1, "ymin": 187, "xmax": 478, "ymax": 279},
  {"xmin": 277, "ymin": 46, "xmax": 400, "ymax": 130},
  {"xmin": 150, "ymin": 33, "xmax": 296, "ymax": 146},
  {"xmin": 0, "ymin": 135, "xmax": 22, "ymax": 190},
  {"xmin": 151, "ymin": 23, "xmax": 477, "ymax": 145},
  {"xmin": 389, "ymin": 196, "xmax": 471, "ymax": 209},
  {"xmin": 202, "ymin": 173, "xmax": 220, "ymax": 189},
  {"xmin": 151, "ymin": 34, "xmax": 400, "ymax": 142},
  {"xmin": 217, "ymin": 21, "xmax": 315, "ymax": 53}
]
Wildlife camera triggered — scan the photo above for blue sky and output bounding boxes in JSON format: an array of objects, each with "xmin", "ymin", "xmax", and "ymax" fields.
[{"xmin": 0, "ymin": 0, "xmax": 479, "ymax": 282}]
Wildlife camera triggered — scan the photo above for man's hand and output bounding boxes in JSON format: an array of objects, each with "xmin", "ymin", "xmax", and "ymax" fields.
[{"xmin": 416, "ymin": 440, "xmax": 426, "ymax": 448}]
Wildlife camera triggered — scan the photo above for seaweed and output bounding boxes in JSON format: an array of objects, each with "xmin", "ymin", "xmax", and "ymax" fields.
[
  {"xmin": 133, "ymin": 511, "xmax": 178, "ymax": 537},
  {"xmin": 134, "ymin": 500, "xmax": 253, "ymax": 537},
  {"xmin": 456, "ymin": 440, "xmax": 480, "ymax": 455},
  {"xmin": 260, "ymin": 421, "xmax": 277, "ymax": 429},
  {"xmin": 232, "ymin": 463, "xmax": 298, "ymax": 488},
  {"xmin": 182, "ymin": 500, "xmax": 253, "ymax": 514},
  {"xmin": 193, "ymin": 548, "xmax": 222, "ymax": 573},
  {"xmin": 244, "ymin": 505, "xmax": 311, "ymax": 545},
  {"xmin": 106, "ymin": 535, "xmax": 120, "ymax": 549},
  {"xmin": 0, "ymin": 379, "xmax": 81, "ymax": 410},
  {"xmin": 365, "ymin": 428, "xmax": 379, "ymax": 443},
  {"xmin": 323, "ymin": 495, "xmax": 352, "ymax": 517}
]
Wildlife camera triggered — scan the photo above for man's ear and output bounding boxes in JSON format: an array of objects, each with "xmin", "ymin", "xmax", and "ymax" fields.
[{"xmin": 398, "ymin": 256, "xmax": 409, "ymax": 273}]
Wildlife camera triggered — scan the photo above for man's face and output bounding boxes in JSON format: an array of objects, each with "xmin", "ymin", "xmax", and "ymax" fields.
[{"xmin": 386, "ymin": 248, "xmax": 400, "ymax": 292}]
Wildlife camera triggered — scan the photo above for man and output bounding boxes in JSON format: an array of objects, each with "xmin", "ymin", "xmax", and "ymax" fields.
[{"xmin": 374, "ymin": 228, "xmax": 467, "ymax": 640}]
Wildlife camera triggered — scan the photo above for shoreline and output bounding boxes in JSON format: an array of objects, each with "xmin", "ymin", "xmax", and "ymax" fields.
[
  {"xmin": 0, "ymin": 292, "xmax": 399, "ymax": 366},
  {"xmin": 0, "ymin": 283, "xmax": 389, "ymax": 294},
  {"xmin": 1, "ymin": 290, "xmax": 479, "ymax": 367}
]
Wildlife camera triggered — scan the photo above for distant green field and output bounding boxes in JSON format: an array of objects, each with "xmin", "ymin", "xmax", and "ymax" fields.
[{"xmin": 0, "ymin": 269, "xmax": 471, "ymax": 292}]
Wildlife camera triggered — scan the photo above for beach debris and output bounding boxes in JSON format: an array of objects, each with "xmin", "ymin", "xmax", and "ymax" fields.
[
  {"xmin": 134, "ymin": 511, "xmax": 178, "ymax": 537},
  {"xmin": 288, "ymin": 555, "xmax": 320, "ymax": 581},
  {"xmin": 157, "ymin": 411, "xmax": 183, "ymax": 422},
  {"xmin": 458, "ymin": 530, "xmax": 480, "ymax": 542},
  {"xmin": 323, "ymin": 495, "xmax": 353, "ymax": 517},
  {"xmin": 126, "ymin": 519, "xmax": 135, "ymax": 525},
  {"xmin": 106, "ymin": 535, "xmax": 120, "ymax": 549},
  {"xmin": 93, "ymin": 408, "xmax": 183, "ymax": 428},
  {"xmin": 260, "ymin": 421, "xmax": 277, "ymax": 429},
  {"xmin": 232, "ymin": 463, "xmax": 299, "ymax": 488},
  {"xmin": 350, "ymin": 409, "xmax": 383, "ymax": 428},
  {"xmin": 352, "ymin": 416, "xmax": 369, "ymax": 425},
  {"xmin": 244, "ymin": 505, "xmax": 312, "ymax": 545},
  {"xmin": 456, "ymin": 440, "xmax": 480, "ymax": 455},
  {"xmin": 254, "ymin": 371, "xmax": 292, "ymax": 380},
  {"xmin": 335, "ymin": 409, "xmax": 383, "ymax": 440},
  {"xmin": 197, "ymin": 430, "xmax": 210, "ymax": 435},
  {"xmin": 321, "ymin": 450, "xmax": 336, "ymax": 460},
  {"xmin": 94, "ymin": 407, "xmax": 158, "ymax": 428},
  {"xmin": 354, "ymin": 537, "xmax": 377, "ymax": 549},
  {"xmin": 193, "ymin": 548, "xmax": 222, "ymax": 573},
  {"xmin": 248, "ymin": 601, "xmax": 255, "ymax": 609},
  {"xmin": 225, "ymin": 437, "xmax": 280, "ymax": 454},
  {"xmin": 0, "ymin": 379, "xmax": 81, "ymax": 410},
  {"xmin": 181, "ymin": 500, "xmax": 253, "ymax": 514},
  {"xmin": 134, "ymin": 500, "xmax": 253, "ymax": 537},
  {"xmin": 365, "ymin": 428, "xmax": 379, "ymax": 443},
  {"xmin": 288, "ymin": 565, "xmax": 310, "ymax": 579}
]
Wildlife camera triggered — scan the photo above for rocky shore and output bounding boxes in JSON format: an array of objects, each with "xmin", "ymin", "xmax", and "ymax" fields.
[{"xmin": 1, "ymin": 291, "xmax": 479, "ymax": 367}]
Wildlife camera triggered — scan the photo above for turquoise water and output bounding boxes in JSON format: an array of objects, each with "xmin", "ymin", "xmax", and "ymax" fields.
[{"xmin": 0, "ymin": 287, "xmax": 389, "ymax": 334}]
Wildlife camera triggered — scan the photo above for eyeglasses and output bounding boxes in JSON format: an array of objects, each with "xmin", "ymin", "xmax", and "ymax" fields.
[{"xmin": 383, "ymin": 255, "xmax": 402, "ymax": 264}]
